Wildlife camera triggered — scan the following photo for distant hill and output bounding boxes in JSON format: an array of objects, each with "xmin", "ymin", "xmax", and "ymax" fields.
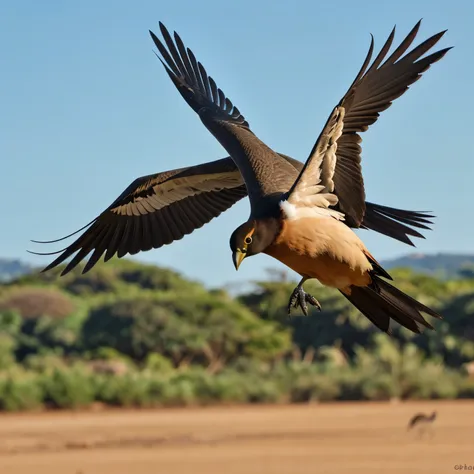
[
  {"xmin": 0, "ymin": 258, "xmax": 34, "ymax": 282},
  {"xmin": 382, "ymin": 253, "xmax": 474, "ymax": 278}
]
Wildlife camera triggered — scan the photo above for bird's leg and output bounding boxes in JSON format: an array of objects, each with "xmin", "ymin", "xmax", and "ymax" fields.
[{"xmin": 288, "ymin": 277, "xmax": 322, "ymax": 317}]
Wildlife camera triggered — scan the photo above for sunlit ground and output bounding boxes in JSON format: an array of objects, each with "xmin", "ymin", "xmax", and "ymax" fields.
[{"xmin": 1, "ymin": 400, "xmax": 473, "ymax": 474}]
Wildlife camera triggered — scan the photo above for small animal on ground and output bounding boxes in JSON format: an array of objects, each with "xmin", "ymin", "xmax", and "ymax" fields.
[{"xmin": 407, "ymin": 411, "xmax": 437, "ymax": 439}]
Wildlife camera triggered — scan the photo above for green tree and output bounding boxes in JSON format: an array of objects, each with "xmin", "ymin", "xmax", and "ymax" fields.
[{"xmin": 82, "ymin": 293, "xmax": 291, "ymax": 368}]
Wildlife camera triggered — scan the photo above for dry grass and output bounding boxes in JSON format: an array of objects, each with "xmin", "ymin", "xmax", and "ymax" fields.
[{"xmin": 0, "ymin": 400, "xmax": 473, "ymax": 474}]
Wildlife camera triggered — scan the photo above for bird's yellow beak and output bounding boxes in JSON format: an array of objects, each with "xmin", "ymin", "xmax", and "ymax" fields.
[{"xmin": 232, "ymin": 249, "xmax": 246, "ymax": 270}]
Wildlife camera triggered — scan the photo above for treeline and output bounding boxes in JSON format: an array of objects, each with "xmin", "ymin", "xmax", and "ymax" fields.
[{"xmin": 1, "ymin": 259, "xmax": 474, "ymax": 411}]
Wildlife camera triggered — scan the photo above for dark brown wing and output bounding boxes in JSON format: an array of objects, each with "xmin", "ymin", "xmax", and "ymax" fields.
[
  {"xmin": 150, "ymin": 23, "xmax": 299, "ymax": 211},
  {"xmin": 30, "ymin": 153, "xmax": 436, "ymax": 277},
  {"xmin": 149, "ymin": 22, "xmax": 249, "ymax": 128},
  {"xmin": 29, "ymin": 158, "xmax": 246, "ymax": 276},
  {"xmin": 288, "ymin": 20, "xmax": 451, "ymax": 225}
]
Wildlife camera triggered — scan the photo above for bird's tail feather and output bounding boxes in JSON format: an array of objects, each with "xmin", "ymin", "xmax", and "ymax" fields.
[
  {"xmin": 340, "ymin": 274, "xmax": 442, "ymax": 334},
  {"xmin": 361, "ymin": 202, "xmax": 434, "ymax": 246}
]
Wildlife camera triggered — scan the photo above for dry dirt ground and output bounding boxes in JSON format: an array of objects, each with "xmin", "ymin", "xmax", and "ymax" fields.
[{"xmin": 0, "ymin": 400, "xmax": 473, "ymax": 474}]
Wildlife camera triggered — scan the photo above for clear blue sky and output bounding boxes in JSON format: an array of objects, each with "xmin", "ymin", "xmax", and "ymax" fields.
[{"xmin": 1, "ymin": 0, "xmax": 472, "ymax": 289}]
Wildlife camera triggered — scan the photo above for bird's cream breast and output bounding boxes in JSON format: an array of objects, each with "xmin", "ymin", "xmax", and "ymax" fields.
[{"xmin": 264, "ymin": 216, "xmax": 372, "ymax": 289}]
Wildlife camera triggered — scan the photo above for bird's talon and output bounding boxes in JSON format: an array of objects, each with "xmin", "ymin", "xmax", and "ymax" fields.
[
  {"xmin": 287, "ymin": 286, "xmax": 321, "ymax": 316},
  {"xmin": 306, "ymin": 294, "xmax": 322, "ymax": 311}
]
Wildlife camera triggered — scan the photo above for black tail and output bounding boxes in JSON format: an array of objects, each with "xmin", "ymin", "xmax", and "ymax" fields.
[
  {"xmin": 340, "ymin": 274, "xmax": 442, "ymax": 334},
  {"xmin": 361, "ymin": 202, "xmax": 434, "ymax": 247}
]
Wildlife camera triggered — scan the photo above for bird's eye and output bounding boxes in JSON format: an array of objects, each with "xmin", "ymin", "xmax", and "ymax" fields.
[{"xmin": 245, "ymin": 236, "xmax": 252, "ymax": 245}]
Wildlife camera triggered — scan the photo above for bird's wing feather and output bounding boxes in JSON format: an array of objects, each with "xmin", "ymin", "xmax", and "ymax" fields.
[
  {"xmin": 150, "ymin": 23, "xmax": 299, "ymax": 209},
  {"xmin": 149, "ymin": 22, "xmax": 249, "ymax": 128},
  {"xmin": 287, "ymin": 20, "xmax": 451, "ymax": 224},
  {"xmin": 286, "ymin": 106, "xmax": 345, "ymax": 215},
  {"xmin": 30, "ymin": 159, "xmax": 246, "ymax": 275},
  {"xmin": 32, "ymin": 152, "xmax": 437, "ymax": 276}
]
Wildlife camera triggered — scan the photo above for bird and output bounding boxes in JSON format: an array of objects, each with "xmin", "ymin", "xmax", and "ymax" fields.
[
  {"xmin": 30, "ymin": 20, "xmax": 450, "ymax": 333},
  {"xmin": 407, "ymin": 411, "xmax": 437, "ymax": 438}
]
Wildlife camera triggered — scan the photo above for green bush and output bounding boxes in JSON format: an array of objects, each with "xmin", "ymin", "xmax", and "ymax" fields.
[
  {"xmin": 0, "ymin": 309, "xmax": 22, "ymax": 335},
  {"xmin": 357, "ymin": 372, "xmax": 400, "ymax": 400},
  {"xmin": 457, "ymin": 378, "xmax": 474, "ymax": 398},
  {"xmin": 403, "ymin": 364, "xmax": 462, "ymax": 399},
  {"xmin": 272, "ymin": 362, "xmax": 340, "ymax": 403},
  {"xmin": 1, "ymin": 259, "xmax": 474, "ymax": 412},
  {"xmin": 144, "ymin": 353, "xmax": 174, "ymax": 373},
  {"xmin": 41, "ymin": 368, "xmax": 96, "ymax": 409},
  {"xmin": 0, "ymin": 374, "xmax": 43, "ymax": 411},
  {"xmin": 81, "ymin": 293, "xmax": 291, "ymax": 366},
  {"xmin": 240, "ymin": 376, "xmax": 282, "ymax": 403},
  {"xmin": 160, "ymin": 376, "xmax": 197, "ymax": 406},
  {"xmin": 95, "ymin": 372, "xmax": 167, "ymax": 408},
  {"xmin": 203, "ymin": 373, "xmax": 249, "ymax": 404},
  {"xmin": 0, "ymin": 334, "xmax": 17, "ymax": 370},
  {"xmin": 22, "ymin": 353, "xmax": 68, "ymax": 373}
]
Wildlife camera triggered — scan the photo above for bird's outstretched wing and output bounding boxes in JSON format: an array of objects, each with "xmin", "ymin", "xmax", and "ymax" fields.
[
  {"xmin": 29, "ymin": 159, "xmax": 246, "ymax": 275},
  {"xmin": 149, "ymin": 23, "xmax": 299, "ymax": 208},
  {"xmin": 287, "ymin": 20, "xmax": 451, "ymax": 224},
  {"xmin": 31, "ymin": 153, "xmax": 435, "ymax": 277},
  {"xmin": 32, "ymin": 22, "xmax": 446, "ymax": 276}
]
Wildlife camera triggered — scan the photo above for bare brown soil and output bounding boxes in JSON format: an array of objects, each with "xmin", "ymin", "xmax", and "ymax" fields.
[{"xmin": 0, "ymin": 400, "xmax": 473, "ymax": 474}]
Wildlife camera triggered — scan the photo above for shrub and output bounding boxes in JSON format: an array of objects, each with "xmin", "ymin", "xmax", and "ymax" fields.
[
  {"xmin": 95, "ymin": 373, "xmax": 165, "ymax": 408},
  {"xmin": 0, "ymin": 334, "xmax": 17, "ymax": 370},
  {"xmin": 144, "ymin": 353, "xmax": 174, "ymax": 373},
  {"xmin": 240, "ymin": 376, "xmax": 282, "ymax": 403},
  {"xmin": 0, "ymin": 374, "xmax": 43, "ymax": 411},
  {"xmin": 41, "ymin": 368, "xmax": 96, "ymax": 409},
  {"xmin": 81, "ymin": 294, "xmax": 291, "ymax": 366},
  {"xmin": 22, "ymin": 353, "xmax": 68, "ymax": 373},
  {"xmin": 119, "ymin": 265, "xmax": 202, "ymax": 293}
]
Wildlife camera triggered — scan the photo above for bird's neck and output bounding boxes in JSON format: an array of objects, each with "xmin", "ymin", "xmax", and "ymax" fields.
[{"xmin": 199, "ymin": 115, "xmax": 298, "ymax": 212}]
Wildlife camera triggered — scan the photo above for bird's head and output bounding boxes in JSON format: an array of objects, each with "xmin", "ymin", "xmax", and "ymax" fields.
[{"xmin": 229, "ymin": 218, "xmax": 279, "ymax": 270}]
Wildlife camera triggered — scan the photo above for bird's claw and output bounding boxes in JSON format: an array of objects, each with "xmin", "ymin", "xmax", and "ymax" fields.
[{"xmin": 287, "ymin": 286, "xmax": 322, "ymax": 317}]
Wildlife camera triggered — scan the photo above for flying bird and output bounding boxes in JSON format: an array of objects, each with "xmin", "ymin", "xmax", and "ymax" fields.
[{"xmin": 31, "ymin": 20, "xmax": 450, "ymax": 333}]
